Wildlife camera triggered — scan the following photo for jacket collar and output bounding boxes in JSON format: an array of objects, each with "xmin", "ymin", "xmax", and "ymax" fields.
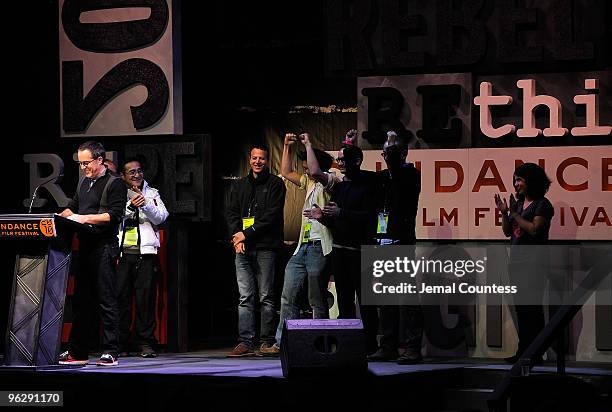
[
  {"xmin": 87, "ymin": 167, "xmax": 108, "ymax": 185},
  {"xmin": 248, "ymin": 168, "xmax": 270, "ymax": 185}
]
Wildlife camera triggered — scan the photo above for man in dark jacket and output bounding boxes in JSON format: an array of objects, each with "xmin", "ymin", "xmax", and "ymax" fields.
[
  {"xmin": 305, "ymin": 144, "xmax": 380, "ymax": 353},
  {"xmin": 367, "ymin": 131, "xmax": 423, "ymax": 364},
  {"xmin": 226, "ymin": 143, "xmax": 286, "ymax": 356}
]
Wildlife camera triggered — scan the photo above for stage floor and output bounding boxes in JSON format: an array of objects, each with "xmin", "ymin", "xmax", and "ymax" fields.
[
  {"xmin": 1, "ymin": 351, "xmax": 610, "ymax": 412},
  {"xmin": 17, "ymin": 349, "xmax": 610, "ymax": 378}
]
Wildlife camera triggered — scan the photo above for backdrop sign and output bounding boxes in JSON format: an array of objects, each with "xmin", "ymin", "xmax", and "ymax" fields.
[
  {"xmin": 21, "ymin": 135, "xmax": 210, "ymax": 221},
  {"xmin": 358, "ymin": 71, "xmax": 611, "ymax": 149},
  {"xmin": 327, "ymin": 0, "xmax": 608, "ymax": 75},
  {"xmin": 360, "ymin": 146, "xmax": 611, "ymax": 240},
  {"xmin": 358, "ymin": 73, "xmax": 473, "ymax": 150},
  {"xmin": 358, "ymin": 71, "xmax": 611, "ymax": 240},
  {"xmin": 59, "ymin": 0, "xmax": 182, "ymax": 137}
]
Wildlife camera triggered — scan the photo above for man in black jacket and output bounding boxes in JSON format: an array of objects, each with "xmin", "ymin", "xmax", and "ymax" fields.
[
  {"xmin": 305, "ymin": 144, "xmax": 380, "ymax": 353},
  {"xmin": 226, "ymin": 144, "xmax": 286, "ymax": 357},
  {"xmin": 367, "ymin": 131, "xmax": 423, "ymax": 364},
  {"xmin": 58, "ymin": 141, "xmax": 126, "ymax": 366}
]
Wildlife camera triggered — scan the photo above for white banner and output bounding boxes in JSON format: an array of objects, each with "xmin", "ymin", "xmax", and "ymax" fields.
[
  {"xmin": 59, "ymin": 0, "xmax": 181, "ymax": 137},
  {"xmin": 359, "ymin": 146, "xmax": 612, "ymax": 240}
]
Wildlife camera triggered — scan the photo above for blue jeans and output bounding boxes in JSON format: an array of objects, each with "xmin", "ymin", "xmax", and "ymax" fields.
[
  {"xmin": 275, "ymin": 241, "xmax": 329, "ymax": 346},
  {"xmin": 235, "ymin": 249, "xmax": 276, "ymax": 347}
]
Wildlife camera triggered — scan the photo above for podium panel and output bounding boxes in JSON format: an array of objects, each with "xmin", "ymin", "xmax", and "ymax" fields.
[{"xmin": 2, "ymin": 214, "xmax": 72, "ymax": 366}]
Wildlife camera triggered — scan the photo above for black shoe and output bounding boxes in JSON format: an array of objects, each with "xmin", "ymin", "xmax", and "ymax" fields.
[
  {"xmin": 58, "ymin": 351, "xmax": 88, "ymax": 366},
  {"xmin": 397, "ymin": 350, "xmax": 423, "ymax": 365},
  {"xmin": 140, "ymin": 346, "xmax": 157, "ymax": 358},
  {"xmin": 96, "ymin": 353, "xmax": 119, "ymax": 366},
  {"xmin": 504, "ymin": 353, "xmax": 520, "ymax": 364},
  {"xmin": 367, "ymin": 347, "xmax": 399, "ymax": 361},
  {"xmin": 505, "ymin": 354, "xmax": 543, "ymax": 365}
]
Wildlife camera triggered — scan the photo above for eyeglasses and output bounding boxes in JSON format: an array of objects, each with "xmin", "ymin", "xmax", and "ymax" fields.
[
  {"xmin": 126, "ymin": 168, "xmax": 144, "ymax": 176},
  {"xmin": 335, "ymin": 158, "xmax": 345, "ymax": 164},
  {"xmin": 77, "ymin": 157, "xmax": 100, "ymax": 167}
]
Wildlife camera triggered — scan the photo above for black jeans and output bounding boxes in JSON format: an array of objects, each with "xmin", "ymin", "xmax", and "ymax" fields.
[
  {"xmin": 331, "ymin": 247, "xmax": 378, "ymax": 353},
  {"xmin": 509, "ymin": 259, "xmax": 548, "ymax": 355},
  {"xmin": 117, "ymin": 253, "xmax": 159, "ymax": 350},
  {"xmin": 379, "ymin": 305, "xmax": 423, "ymax": 352},
  {"xmin": 378, "ymin": 244, "xmax": 423, "ymax": 353},
  {"xmin": 69, "ymin": 241, "xmax": 120, "ymax": 358}
]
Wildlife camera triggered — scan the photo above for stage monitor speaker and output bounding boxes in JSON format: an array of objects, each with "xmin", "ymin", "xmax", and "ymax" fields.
[{"xmin": 280, "ymin": 319, "xmax": 367, "ymax": 378}]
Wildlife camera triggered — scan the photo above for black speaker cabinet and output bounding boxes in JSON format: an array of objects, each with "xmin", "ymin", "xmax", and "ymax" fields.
[{"xmin": 280, "ymin": 319, "xmax": 367, "ymax": 378}]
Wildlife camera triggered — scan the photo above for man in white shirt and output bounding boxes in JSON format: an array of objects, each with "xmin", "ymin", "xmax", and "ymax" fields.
[{"xmin": 260, "ymin": 133, "xmax": 340, "ymax": 355}]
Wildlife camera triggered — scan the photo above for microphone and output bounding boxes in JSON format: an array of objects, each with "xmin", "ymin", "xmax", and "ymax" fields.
[{"xmin": 28, "ymin": 174, "xmax": 64, "ymax": 213}]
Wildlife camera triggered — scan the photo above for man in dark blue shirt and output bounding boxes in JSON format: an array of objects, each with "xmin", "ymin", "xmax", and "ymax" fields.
[{"xmin": 58, "ymin": 141, "xmax": 126, "ymax": 366}]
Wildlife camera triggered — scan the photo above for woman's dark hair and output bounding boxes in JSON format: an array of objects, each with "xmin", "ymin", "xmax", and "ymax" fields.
[
  {"xmin": 514, "ymin": 162, "xmax": 552, "ymax": 199},
  {"xmin": 297, "ymin": 148, "xmax": 333, "ymax": 172}
]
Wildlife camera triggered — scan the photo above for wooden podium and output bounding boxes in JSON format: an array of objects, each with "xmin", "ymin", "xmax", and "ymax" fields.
[{"xmin": 1, "ymin": 213, "xmax": 76, "ymax": 366}]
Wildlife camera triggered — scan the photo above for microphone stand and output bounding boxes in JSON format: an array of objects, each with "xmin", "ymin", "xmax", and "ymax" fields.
[{"xmin": 28, "ymin": 174, "xmax": 63, "ymax": 213}]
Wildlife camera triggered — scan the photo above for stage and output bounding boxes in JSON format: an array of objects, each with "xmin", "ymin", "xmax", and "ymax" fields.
[{"xmin": 0, "ymin": 350, "xmax": 610, "ymax": 412}]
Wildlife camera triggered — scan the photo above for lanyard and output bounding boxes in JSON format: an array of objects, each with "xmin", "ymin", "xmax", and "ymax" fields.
[
  {"xmin": 304, "ymin": 182, "xmax": 318, "ymax": 214},
  {"xmin": 247, "ymin": 187, "xmax": 257, "ymax": 217},
  {"xmin": 382, "ymin": 176, "xmax": 391, "ymax": 214}
]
